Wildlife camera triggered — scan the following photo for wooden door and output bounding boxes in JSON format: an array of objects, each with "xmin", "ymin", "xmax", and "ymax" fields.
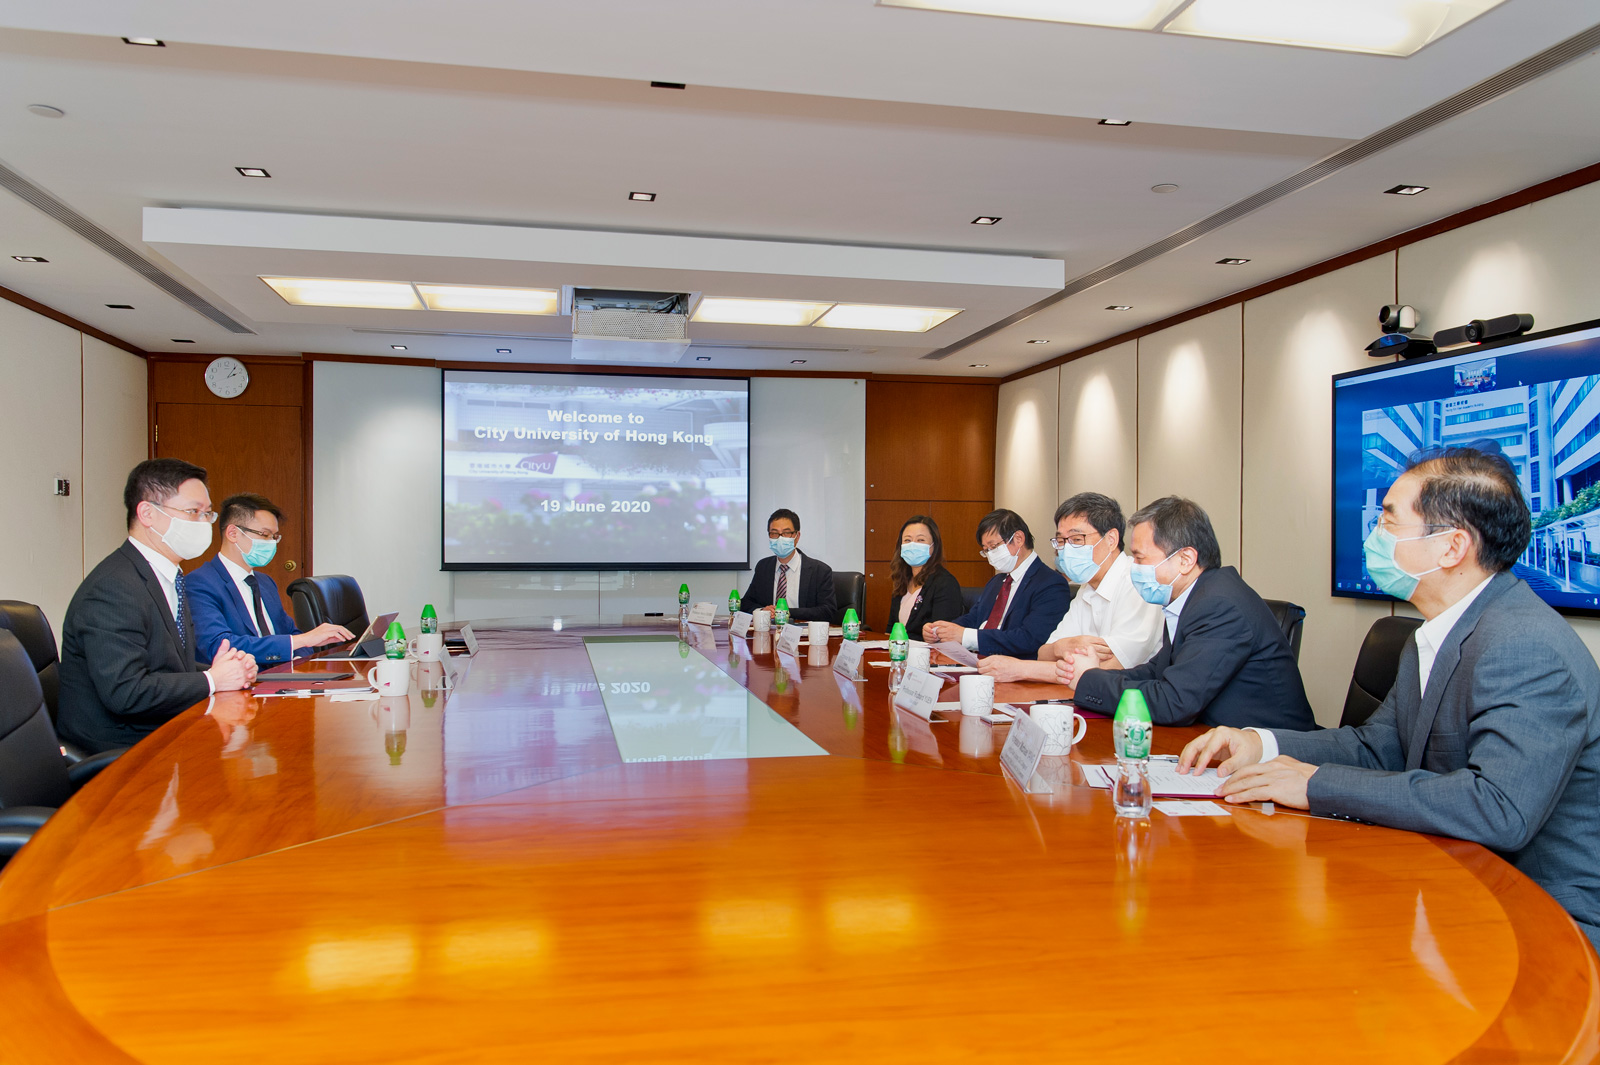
[{"xmin": 150, "ymin": 357, "xmax": 311, "ymax": 613}]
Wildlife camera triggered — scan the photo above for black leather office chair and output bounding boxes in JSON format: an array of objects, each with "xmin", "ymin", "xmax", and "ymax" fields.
[
  {"xmin": 287, "ymin": 575, "xmax": 370, "ymax": 634},
  {"xmin": 1262, "ymin": 599, "xmax": 1307, "ymax": 662},
  {"xmin": 1340, "ymin": 615, "xmax": 1424, "ymax": 728},
  {"xmin": 0, "ymin": 599, "xmax": 87, "ymax": 763},
  {"xmin": 0, "ymin": 631, "xmax": 122, "ymax": 870},
  {"xmin": 831, "ymin": 571, "xmax": 866, "ymax": 625},
  {"xmin": 959, "ymin": 585, "xmax": 985, "ymax": 615}
]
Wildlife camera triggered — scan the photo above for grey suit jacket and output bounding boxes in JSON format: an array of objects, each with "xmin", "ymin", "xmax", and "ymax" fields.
[
  {"xmin": 57, "ymin": 540, "xmax": 211, "ymax": 753},
  {"xmin": 1273, "ymin": 572, "xmax": 1600, "ymax": 950}
]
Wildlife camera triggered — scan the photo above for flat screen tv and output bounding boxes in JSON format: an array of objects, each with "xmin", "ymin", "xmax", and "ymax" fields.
[{"xmin": 1332, "ymin": 318, "xmax": 1600, "ymax": 616}]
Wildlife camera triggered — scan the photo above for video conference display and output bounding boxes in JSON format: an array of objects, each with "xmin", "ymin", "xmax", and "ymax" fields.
[
  {"xmin": 442, "ymin": 370, "xmax": 749, "ymax": 569},
  {"xmin": 1332, "ymin": 320, "xmax": 1600, "ymax": 615}
]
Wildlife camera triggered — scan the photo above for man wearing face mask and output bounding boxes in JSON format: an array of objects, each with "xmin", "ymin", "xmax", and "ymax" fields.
[
  {"xmin": 923, "ymin": 509, "xmax": 1070, "ymax": 659},
  {"xmin": 1179, "ymin": 447, "xmax": 1600, "ymax": 950},
  {"xmin": 977, "ymin": 493, "xmax": 1164, "ymax": 683},
  {"xmin": 58, "ymin": 459, "xmax": 258, "ymax": 754},
  {"xmin": 187, "ymin": 493, "xmax": 355, "ymax": 667},
  {"xmin": 1059, "ymin": 496, "xmax": 1313, "ymax": 730},
  {"xmin": 740, "ymin": 509, "xmax": 837, "ymax": 623}
]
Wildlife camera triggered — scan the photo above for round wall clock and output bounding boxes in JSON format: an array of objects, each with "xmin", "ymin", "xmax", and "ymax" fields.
[{"xmin": 204, "ymin": 356, "xmax": 249, "ymax": 399}]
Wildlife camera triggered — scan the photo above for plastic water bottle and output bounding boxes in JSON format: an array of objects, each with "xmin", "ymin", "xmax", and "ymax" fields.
[
  {"xmin": 888, "ymin": 621, "xmax": 909, "ymax": 692},
  {"xmin": 774, "ymin": 597, "xmax": 790, "ymax": 628},
  {"xmin": 678, "ymin": 582, "xmax": 690, "ymax": 624},
  {"xmin": 728, "ymin": 588, "xmax": 741, "ymax": 618},
  {"xmin": 383, "ymin": 621, "xmax": 407, "ymax": 660},
  {"xmin": 842, "ymin": 608, "xmax": 860, "ymax": 641},
  {"xmin": 420, "ymin": 604, "xmax": 438, "ymax": 635},
  {"xmin": 1112, "ymin": 689, "xmax": 1154, "ymax": 817}
]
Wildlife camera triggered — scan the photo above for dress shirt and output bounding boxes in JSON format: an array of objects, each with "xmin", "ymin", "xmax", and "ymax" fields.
[
  {"xmin": 961, "ymin": 551, "xmax": 1037, "ymax": 651},
  {"xmin": 772, "ymin": 552, "xmax": 802, "ymax": 607},
  {"xmin": 1163, "ymin": 580, "xmax": 1196, "ymax": 643},
  {"xmin": 1250, "ymin": 574, "xmax": 1497, "ymax": 763},
  {"xmin": 1044, "ymin": 552, "xmax": 1165, "ymax": 668},
  {"xmin": 127, "ymin": 536, "xmax": 214, "ymax": 693},
  {"xmin": 220, "ymin": 553, "xmax": 274, "ymax": 635}
]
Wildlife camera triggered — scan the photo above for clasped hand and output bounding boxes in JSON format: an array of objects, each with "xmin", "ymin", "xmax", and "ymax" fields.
[
  {"xmin": 1178, "ymin": 726, "xmax": 1316, "ymax": 809},
  {"xmin": 206, "ymin": 638, "xmax": 258, "ymax": 691}
]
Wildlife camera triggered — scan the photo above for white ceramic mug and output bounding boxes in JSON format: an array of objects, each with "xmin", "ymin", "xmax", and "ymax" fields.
[
  {"xmin": 906, "ymin": 644, "xmax": 931, "ymax": 672},
  {"xmin": 1031, "ymin": 704, "xmax": 1088, "ymax": 755},
  {"xmin": 753, "ymin": 610, "xmax": 772, "ymax": 632},
  {"xmin": 807, "ymin": 620, "xmax": 829, "ymax": 646},
  {"xmin": 409, "ymin": 632, "xmax": 444, "ymax": 662},
  {"xmin": 367, "ymin": 658, "xmax": 411, "ymax": 696},
  {"xmin": 958, "ymin": 673, "xmax": 995, "ymax": 716}
]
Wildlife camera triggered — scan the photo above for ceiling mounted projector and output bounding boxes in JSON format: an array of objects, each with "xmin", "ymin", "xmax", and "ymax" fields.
[{"xmin": 562, "ymin": 287, "xmax": 692, "ymax": 364}]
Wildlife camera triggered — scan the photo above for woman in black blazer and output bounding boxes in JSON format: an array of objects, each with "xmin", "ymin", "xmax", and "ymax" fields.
[{"xmin": 885, "ymin": 514, "xmax": 964, "ymax": 636}]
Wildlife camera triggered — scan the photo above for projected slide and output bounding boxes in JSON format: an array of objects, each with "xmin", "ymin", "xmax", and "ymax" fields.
[{"xmin": 443, "ymin": 370, "xmax": 749, "ymax": 568}]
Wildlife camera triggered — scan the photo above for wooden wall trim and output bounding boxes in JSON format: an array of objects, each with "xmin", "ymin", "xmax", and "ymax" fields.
[
  {"xmin": 301, "ymin": 351, "xmax": 996, "ymax": 384},
  {"xmin": 1001, "ymin": 158, "xmax": 1600, "ymax": 384},
  {"xmin": 0, "ymin": 282, "xmax": 148, "ymax": 358}
]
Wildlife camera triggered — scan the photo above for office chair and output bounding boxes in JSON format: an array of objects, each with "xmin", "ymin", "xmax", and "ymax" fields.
[
  {"xmin": 1340, "ymin": 615, "xmax": 1424, "ymax": 728},
  {"xmin": 959, "ymin": 585, "xmax": 985, "ymax": 616},
  {"xmin": 0, "ymin": 599, "xmax": 88, "ymax": 764},
  {"xmin": 831, "ymin": 571, "xmax": 866, "ymax": 625},
  {"xmin": 1262, "ymin": 599, "xmax": 1307, "ymax": 662},
  {"xmin": 287, "ymin": 575, "xmax": 370, "ymax": 634},
  {"xmin": 0, "ymin": 631, "xmax": 122, "ymax": 870}
]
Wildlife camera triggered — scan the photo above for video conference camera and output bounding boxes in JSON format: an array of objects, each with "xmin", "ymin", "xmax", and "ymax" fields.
[
  {"xmin": 1367, "ymin": 304, "xmax": 1432, "ymax": 358},
  {"xmin": 1433, "ymin": 313, "xmax": 1535, "ymax": 350}
]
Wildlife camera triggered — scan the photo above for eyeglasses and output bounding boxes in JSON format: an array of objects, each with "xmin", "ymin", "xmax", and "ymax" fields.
[
  {"xmin": 1378, "ymin": 518, "xmax": 1454, "ymax": 535},
  {"xmin": 156, "ymin": 503, "xmax": 218, "ymax": 524},
  {"xmin": 236, "ymin": 525, "xmax": 282, "ymax": 543},
  {"xmin": 1050, "ymin": 533, "xmax": 1099, "ymax": 549}
]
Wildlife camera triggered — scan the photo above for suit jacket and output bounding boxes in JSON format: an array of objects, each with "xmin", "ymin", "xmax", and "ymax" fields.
[
  {"xmin": 950, "ymin": 555, "xmax": 1071, "ymax": 659},
  {"xmin": 57, "ymin": 541, "xmax": 211, "ymax": 753},
  {"xmin": 741, "ymin": 551, "xmax": 837, "ymax": 622},
  {"xmin": 1273, "ymin": 572, "xmax": 1600, "ymax": 951},
  {"xmin": 887, "ymin": 566, "xmax": 964, "ymax": 636},
  {"xmin": 1072, "ymin": 566, "xmax": 1314, "ymax": 731},
  {"xmin": 188, "ymin": 555, "xmax": 300, "ymax": 667}
]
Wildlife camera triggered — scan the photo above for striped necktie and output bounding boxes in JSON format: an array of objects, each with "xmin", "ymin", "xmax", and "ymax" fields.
[{"xmin": 776, "ymin": 562, "xmax": 789, "ymax": 603}]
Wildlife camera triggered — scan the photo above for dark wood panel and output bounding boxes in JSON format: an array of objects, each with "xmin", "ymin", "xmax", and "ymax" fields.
[
  {"xmin": 865, "ymin": 381, "xmax": 996, "ymax": 500},
  {"xmin": 922, "ymin": 501, "xmax": 1000, "ymax": 562},
  {"xmin": 865, "ymin": 500, "xmax": 925, "ymax": 562},
  {"xmin": 150, "ymin": 357, "xmax": 304, "ymax": 406},
  {"xmin": 863, "ymin": 568, "xmax": 893, "ymax": 631}
]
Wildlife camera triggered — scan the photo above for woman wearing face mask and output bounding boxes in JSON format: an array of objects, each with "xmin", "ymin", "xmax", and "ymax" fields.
[{"xmin": 886, "ymin": 515, "xmax": 964, "ymax": 636}]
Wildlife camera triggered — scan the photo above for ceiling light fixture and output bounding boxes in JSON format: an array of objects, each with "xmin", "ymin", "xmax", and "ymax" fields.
[
  {"xmin": 170, "ymin": 339, "xmax": 195, "ymax": 343},
  {"xmin": 121, "ymin": 37, "xmax": 165, "ymax": 46},
  {"xmin": 496, "ymin": 348, "xmax": 513, "ymax": 354},
  {"xmin": 650, "ymin": 81, "xmax": 687, "ymax": 89},
  {"xmin": 1151, "ymin": 183, "xmax": 1180, "ymax": 194},
  {"xmin": 814, "ymin": 303, "xmax": 962, "ymax": 332},
  {"xmin": 262, "ymin": 276, "xmax": 424, "ymax": 310},
  {"xmin": 1106, "ymin": 305, "xmax": 1133, "ymax": 311},
  {"xmin": 971, "ymin": 216, "xmax": 1002, "ymax": 225},
  {"xmin": 1027, "ymin": 339, "xmax": 1050, "ymax": 345},
  {"xmin": 106, "ymin": 303, "xmax": 134, "ymax": 309},
  {"xmin": 235, "ymin": 167, "xmax": 271, "ymax": 178},
  {"xmin": 695, "ymin": 356, "xmax": 712, "ymax": 362},
  {"xmin": 12, "ymin": 255, "xmax": 47, "ymax": 262},
  {"xmin": 969, "ymin": 363, "xmax": 989, "ymax": 368},
  {"xmin": 26, "ymin": 104, "xmax": 64, "ymax": 118},
  {"xmin": 1385, "ymin": 184, "xmax": 1430, "ymax": 196},
  {"xmin": 790, "ymin": 359, "xmax": 808, "ymax": 365},
  {"xmin": 1098, "ymin": 118, "xmax": 1132, "ymax": 126},
  {"xmin": 692, "ymin": 297, "xmax": 834, "ymax": 327},
  {"xmin": 416, "ymin": 283, "xmax": 560, "ymax": 315},
  {"xmin": 1217, "ymin": 257, "xmax": 1252, "ymax": 265},
  {"xmin": 629, "ymin": 191, "xmax": 657, "ymax": 202},
  {"xmin": 391, "ymin": 344, "xmax": 408, "ymax": 350}
]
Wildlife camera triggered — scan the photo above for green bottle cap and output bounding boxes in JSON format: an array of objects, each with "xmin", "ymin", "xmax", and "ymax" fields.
[
  {"xmin": 1115, "ymin": 688, "xmax": 1152, "ymax": 721},
  {"xmin": 843, "ymin": 608, "xmax": 858, "ymax": 623},
  {"xmin": 775, "ymin": 597, "xmax": 788, "ymax": 610},
  {"xmin": 421, "ymin": 604, "xmax": 436, "ymax": 618},
  {"xmin": 889, "ymin": 621, "xmax": 907, "ymax": 640}
]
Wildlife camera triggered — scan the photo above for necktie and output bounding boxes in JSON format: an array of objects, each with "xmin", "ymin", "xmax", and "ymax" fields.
[
  {"xmin": 172, "ymin": 570, "xmax": 188, "ymax": 649},
  {"xmin": 776, "ymin": 563, "xmax": 789, "ymax": 603},
  {"xmin": 245, "ymin": 573, "xmax": 270, "ymax": 636},
  {"xmin": 982, "ymin": 574, "xmax": 1013, "ymax": 629}
]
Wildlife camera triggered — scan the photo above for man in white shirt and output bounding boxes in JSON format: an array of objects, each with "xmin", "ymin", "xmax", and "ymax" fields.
[{"xmin": 978, "ymin": 493, "xmax": 1163, "ymax": 683}]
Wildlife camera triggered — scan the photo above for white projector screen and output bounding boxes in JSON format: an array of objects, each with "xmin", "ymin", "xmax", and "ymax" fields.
[{"xmin": 442, "ymin": 370, "xmax": 750, "ymax": 569}]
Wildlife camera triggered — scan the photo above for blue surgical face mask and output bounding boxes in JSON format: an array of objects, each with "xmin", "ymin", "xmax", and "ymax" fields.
[
  {"xmin": 1129, "ymin": 552, "xmax": 1176, "ymax": 606},
  {"xmin": 1363, "ymin": 524, "xmax": 1449, "ymax": 601},
  {"xmin": 243, "ymin": 535, "xmax": 277, "ymax": 568},
  {"xmin": 769, "ymin": 536, "xmax": 796, "ymax": 558},
  {"xmin": 1056, "ymin": 534, "xmax": 1104, "ymax": 584},
  {"xmin": 900, "ymin": 542, "xmax": 931, "ymax": 567}
]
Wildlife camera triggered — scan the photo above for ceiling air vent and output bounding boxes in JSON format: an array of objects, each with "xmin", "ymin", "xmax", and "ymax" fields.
[{"xmin": 562, "ymin": 287, "xmax": 692, "ymax": 364}]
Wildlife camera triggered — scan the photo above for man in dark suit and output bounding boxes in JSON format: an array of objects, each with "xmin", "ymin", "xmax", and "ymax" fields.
[
  {"xmin": 740, "ymin": 509, "xmax": 838, "ymax": 623},
  {"xmin": 1182, "ymin": 447, "xmax": 1600, "ymax": 950},
  {"xmin": 57, "ymin": 459, "xmax": 256, "ymax": 753},
  {"xmin": 1062, "ymin": 496, "xmax": 1314, "ymax": 731},
  {"xmin": 923, "ymin": 509, "xmax": 1070, "ymax": 660},
  {"xmin": 188, "ymin": 493, "xmax": 354, "ymax": 667}
]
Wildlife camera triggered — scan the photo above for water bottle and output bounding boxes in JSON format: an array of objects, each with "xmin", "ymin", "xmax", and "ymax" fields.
[
  {"xmin": 728, "ymin": 588, "xmax": 741, "ymax": 618},
  {"xmin": 420, "ymin": 604, "xmax": 438, "ymax": 635},
  {"xmin": 678, "ymin": 582, "xmax": 690, "ymax": 624},
  {"xmin": 383, "ymin": 621, "xmax": 407, "ymax": 660},
  {"xmin": 888, "ymin": 621, "xmax": 909, "ymax": 692},
  {"xmin": 774, "ymin": 597, "xmax": 790, "ymax": 628},
  {"xmin": 1112, "ymin": 688, "xmax": 1154, "ymax": 817},
  {"xmin": 841, "ymin": 607, "xmax": 860, "ymax": 641}
]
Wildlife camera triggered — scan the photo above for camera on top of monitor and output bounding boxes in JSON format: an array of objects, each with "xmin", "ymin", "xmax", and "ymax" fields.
[
  {"xmin": 1377, "ymin": 304, "xmax": 1417, "ymax": 334},
  {"xmin": 1367, "ymin": 304, "xmax": 1435, "ymax": 359},
  {"xmin": 1433, "ymin": 312, "xmax": 1535, "ymax": 350}
]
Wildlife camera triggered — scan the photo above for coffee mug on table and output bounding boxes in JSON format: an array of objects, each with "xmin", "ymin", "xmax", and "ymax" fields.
[
  {"xmin": 409, "ymin": 632, "xmax": 444, "ymax": 662},
  {"xmin": 368, "ymin": 658, "xmax": 410, "ymax": 695},
  {"xmin": 807, "ymin": 620, "xmax": 829, "ymax": 645},
  {"xmin": 1031, "ymin": 704, "xmax": 1088, "ymax": 755},
  {"xmin": 753, "ymin": 611, "xmax": 772, "ymax": 632},
  {"xmin": 958, "ymin": 673, "xmax": 995, "ymax": 716}
]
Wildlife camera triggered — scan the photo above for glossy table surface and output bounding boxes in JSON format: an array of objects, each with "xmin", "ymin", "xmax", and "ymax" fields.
[{"xmin": 1, "ymin": 623, "xmax": 1596, "ymax": 1064}]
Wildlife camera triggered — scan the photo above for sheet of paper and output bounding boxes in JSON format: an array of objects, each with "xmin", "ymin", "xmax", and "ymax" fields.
[
  {"xmin": 930, "ymin": 664, "xmax": 979, "ymax": 674},
  {"xmin": 687, "ymin": 601, "xmax": 718, "ymax": 625},
  {"xmin": 932, "ymin": 641, "xmax": 978, "ymax": 668},
  {"xmin": 1154, "ymin": 800, "xmax": 1232, "ymax": 817},
  {"xmin": 1079, "ymin": 762, "xmax": 1226, "ymax": 797},
  {"xmin": 327, "ymin": 689, "xmax": 382, "ymax": 702},
  {"xmin": 1079, "ymin": 764, "xmax": 1116, "ymax": 789}
]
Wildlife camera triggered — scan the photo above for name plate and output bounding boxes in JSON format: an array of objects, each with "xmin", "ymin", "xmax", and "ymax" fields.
[
  {"xmin": 687, "ymin": 601, "xmax": 718, "ymax": 626},
  {"xmin": 892, "ymin": 668, "xmax": 944, "ymax": 720},
  {"xmin": 730, "ymin": 611, "xmax": 753, "ymax": 638},
  {"xmin": 832, "ymin": 639, "xmax": 866, "ymax": 681},
  {"xmin": 776, "ymin": 624, "xmax": 805, "ymax": 656},
  {"xmin": 1000, "ymin": 709, "xmax": 1051, "ymax": 794}
]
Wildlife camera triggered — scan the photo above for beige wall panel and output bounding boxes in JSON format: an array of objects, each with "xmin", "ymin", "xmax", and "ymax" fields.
[
  {"xmin": 1242, "ymin": 255, "xmax": 1397, "ymax": 726},
  {"xmin": 1136, "ymin": 308, "xmax": 1243, "ymax": 566},
  {"xmin": 1058, "ymin": 340, "xmax": 1138, "ymax": 516},
  {"xmin": 996, "ymin": 367, "xmax": 1060, "ymax": 552},
  {"xmin": 81, "ymin": 335, "xmax": 148, "ymax": 570}
]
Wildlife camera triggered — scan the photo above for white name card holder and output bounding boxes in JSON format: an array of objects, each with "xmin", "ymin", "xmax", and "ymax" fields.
[
  {"xmin": 687, "ymin": 601, "xmax": 718, "ymax": 626},
  {"xmin": 832, "ymin": 639, "xmax": 866, "ymax": 681},
  {"xmin": 776, "ymin": 624, "xmax": 805, "ymax": 657},
  {"xmin": 730, "ymin": 611, "xmax": 754, "ymax": 639},
  {"xmin": 892, "ymin": 668, "xmax": 944, "ymax": 721},
  {"xmin": 460, "ymin": 622, "xmax": 479, "ymax": 657},
  {"xmin": 999, "ymin": 709, "xmax": 1052, "ymax": 794}
]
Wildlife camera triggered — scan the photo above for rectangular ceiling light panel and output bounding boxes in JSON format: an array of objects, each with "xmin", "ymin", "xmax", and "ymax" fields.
[
  {"xmin": 691, "ymin": 297, "xmax": 835, "ymax": 327},
  {"xmin": 880, "ymin": 0, "xmax": 1180, "ymax": 30},
  {"xmin": 813, "ymin": 304, "xmax": 962, "ymax": 332},
  {"xmin": 416, "ymin": 283, "xmax": 560, "ymax": 315},
  {"xmin": 261, "ymin": 276, "xmax": 423, "ymax": 310}
]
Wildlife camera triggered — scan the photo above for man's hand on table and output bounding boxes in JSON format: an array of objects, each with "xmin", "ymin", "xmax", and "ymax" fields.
[
  {"xmin": 922, "ymin": 621, "xmax": 963, "ymax": 644},
  {"xmin": 1178, "ymin": 725, "xmax": 1315, "ymax": 810},
  {"xmin": 977, "ymin": 655, "xmax": 1052, "ymax": 683},
  {"xmin": 1055, "ymin": 648, "xmax": 1099, "ymax": 688}
]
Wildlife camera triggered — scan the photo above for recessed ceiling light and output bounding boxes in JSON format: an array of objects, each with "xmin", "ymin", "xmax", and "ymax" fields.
[
  {"xmin": 235, "ymin": 167, "xmax": 271, "ymax": 178},
  {"xmin": 629, "ymin": 191, "xmax": 657, "ymax": 202},
  {"xmin": 416, "ymin": 283, "xmax": 560, "ymax": 315},
  {"xmin": 790, "ymin": 359, "xmax": 807, "ymax": 365},
  {"xmin": 496, "ymin": 348, "xmax": 512, "ymax": 354},
  {"xmin": 121, "ymin": 37, "xmax": 165, "ymax": 47},
  {"xmin": 105, "ymin": 303, "xmax": 134, "ymax": 309},
  {"xmin": 1106, "ymin": 305, "xmax": 1133, "ymax": 311},
  {"xmin": 391, "ymin": 345, "xmax": 408, "ymax": 350},
  {"xmin": 1098, "ymin": 118, "xmax": 1132, "ymax": 126},
  {"xmin": 650, "ymin": 81, "xmax": 687, "ymax": 89},
  {"xmin": 971, "ymin": 216, "xmax": 1002, "ymax": 225},
  {"xmin": 1151, "ymin": 183, "xmax": 1180, "ymax": 194},
  {"xmin": 814, "ymin": 303, "xmax": 962, "ymax": 333},
  {"xmin": 170, "ymin": 338, "xmax": 195, "ymax": 343},
  {"xmin": 1027, "ymin": 339, "xmax": 1050, "ymax": 345},
  {"xmin": 1385, "ymin": 184, "xmax": 1430, "ymax": 196},
  {"xmin": 12, "ymin": 255, "xmax": 47, "ymax": 263},
  {"xmin": 695, "ymin": 356, "xmax": 712, "ymax": 362},
  {"xmin": 969, "ymin": 363, "xmax": 989, "ymax": 368},
  {"xmin": 262, "ymin": 276, "xmax": 424, "ymax": 310},
  {"xmin": 692, "ymin": 297, "xmax": 834, "ymax": 327},
  {"xmin": 1217, "ymin": 258, "xmax": 1251, "ymax": 265},
  {"xmin": 26, "ymin": 104, "xmax": 64, "ymax": 119}
]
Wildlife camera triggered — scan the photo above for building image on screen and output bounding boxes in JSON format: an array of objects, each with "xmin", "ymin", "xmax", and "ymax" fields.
[
  {"xmin": 1333, "ymin": 321, "xmax": 1600, "ymax": 614},
  {"xmin": 443, "ymin": 370, "xmax": 749, "ymax": 568}
]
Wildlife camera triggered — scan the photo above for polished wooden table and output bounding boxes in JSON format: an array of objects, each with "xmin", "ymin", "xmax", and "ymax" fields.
[{"xmin": 1, "ymin": 624, "xmax": 1595, "ymax": 1064}]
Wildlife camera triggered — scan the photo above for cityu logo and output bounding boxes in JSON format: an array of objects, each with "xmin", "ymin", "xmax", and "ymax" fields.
[{"xmin": 516, "ymin": 453, "xmax": 558, "ymax": 474}]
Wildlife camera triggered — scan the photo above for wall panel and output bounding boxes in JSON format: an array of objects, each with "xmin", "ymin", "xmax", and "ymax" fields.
[
  {"xmin": 81, "ymin": 335, "xmax": 148, "ymax": 571},
  {"xmin": 995, "ymin": 367, "xmax": 1059, "ymax": 551},
  {"xmin": 1057, "ymin": 340, "xmax": 1137, "ymax": 511}
]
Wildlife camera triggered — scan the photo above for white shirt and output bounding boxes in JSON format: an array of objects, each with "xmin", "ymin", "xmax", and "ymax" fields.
[
  {"xmin": 127, "ymin": 536, "xmax": 214, "ymax": 692},
  {"xmin": 772, "ymin": 551, "xmax": 803, "ymax": 607},
  {"xmin": 962, "ymin": 550, "xmax": 1037, "ymax": 650},
  {"xmin": 220, "ymin": 553, "xmax": 274, "ymax": 636},
  {"xmin": 1044, "ymin": 552, "xmax": 1166, "ymax": 668},
  {"xmin": 1163, "ymin": 580, "xmax": 1196, "ymax": 643},
  {"xmin": 1251, "ymin": 574, "xmax": 1497, "ymax": 763}
]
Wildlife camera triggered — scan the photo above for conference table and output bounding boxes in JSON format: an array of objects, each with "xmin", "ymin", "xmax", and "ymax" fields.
[{"xmin": 0, "ymin": 621, "xmax": 1595, "ymax": 1064}]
